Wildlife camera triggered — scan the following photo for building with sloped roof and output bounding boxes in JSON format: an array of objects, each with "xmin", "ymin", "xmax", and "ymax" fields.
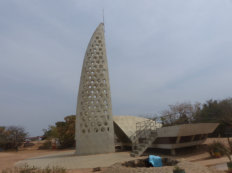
[{"xmin": 113, "ymin": 115, "xmax": 218, "ymax": 156}]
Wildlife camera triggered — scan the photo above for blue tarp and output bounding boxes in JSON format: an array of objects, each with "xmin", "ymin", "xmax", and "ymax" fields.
[{"xmin": 148, "ymin": 155, "xmax": 162, "ymax": 167}]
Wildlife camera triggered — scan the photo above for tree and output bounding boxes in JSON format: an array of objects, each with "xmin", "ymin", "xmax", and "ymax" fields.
[
  {"xmin": 194, "ymin": 99, "xmax": 221, "ymax": 123},
  {"xmin": 6, "ymin": 126, "xmax": 28, "ymax": 150},
  {"xmin": 42, "ymin": 125, "xmax": 58, "ymax": 140},
  {"xmin": 159, "ymin": 102, "xmax": 201, "ymax": 126},
  {"xmin": 0, "ymin": 126, "xmax": 7, "ymax": 149},
  {"xmin": 42, "ymin": 115, "xmax": 76, "ymax": 148},
  {"xmin": 219, "ymin": 98, "xmax": 232, "ymax": 124},
  {"xmin": 194, "ymin": 98, "xmax": 232, "ymax": 136},
  {"xmin": 0, "ymin": 126, "xmax": 28, "ymax": 150},
  {"xmin": 56, "ymin": 115, "xmax": 75, "ymax": 148}
]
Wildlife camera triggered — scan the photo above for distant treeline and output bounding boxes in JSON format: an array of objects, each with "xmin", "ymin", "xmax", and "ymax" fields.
[
  {"xmin": 42, "ymin": 98, "xmax": 232, "ymax": 149},
  {"xmin": 154, "ymin": 98, "xmax": 232, "ymax": 137}
]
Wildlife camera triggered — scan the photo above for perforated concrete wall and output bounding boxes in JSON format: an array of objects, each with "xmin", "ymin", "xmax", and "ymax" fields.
[{"xmin": 75, "ymin": 23, "xmax": 115, "ymax": 155}]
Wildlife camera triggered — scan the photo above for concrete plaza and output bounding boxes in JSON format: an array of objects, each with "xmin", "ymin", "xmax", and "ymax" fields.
[{"xmin": 15, "ymin": 151, "xmax": 135, "ymax": 169}]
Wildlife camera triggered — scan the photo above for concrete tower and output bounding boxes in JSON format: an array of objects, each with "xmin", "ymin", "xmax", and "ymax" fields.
[{"xmin": 75, "ymin": 23, "xmax": 115, "ymax": 155}]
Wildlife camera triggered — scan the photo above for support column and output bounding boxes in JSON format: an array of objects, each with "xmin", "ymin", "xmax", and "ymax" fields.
[{"xmin": 171, "ymin": 149, "xmax": 176, "ymax": 156}]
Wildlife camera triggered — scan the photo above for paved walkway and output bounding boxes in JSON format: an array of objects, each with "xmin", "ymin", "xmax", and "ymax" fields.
[{"xmin": 15, "ymin": 151, "xmax": 135, "ymax": 169}]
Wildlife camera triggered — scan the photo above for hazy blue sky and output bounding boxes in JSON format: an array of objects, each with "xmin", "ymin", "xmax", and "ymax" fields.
[{"xmin": 1, "ymin": 0, "xmax": 232, "ymax": 136}]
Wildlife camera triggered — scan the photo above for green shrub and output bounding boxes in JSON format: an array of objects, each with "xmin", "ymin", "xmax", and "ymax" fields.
[
  {"xmin": 173, "ymin": 166, "xmax": 185, "ymax": 173},
  {"xmin": 207, "ymin": 141, "xmax": 227, "ymax": 158},
  {"xmin": 38, "ymin": 141, "xmax": 52, "ymax": 150}
]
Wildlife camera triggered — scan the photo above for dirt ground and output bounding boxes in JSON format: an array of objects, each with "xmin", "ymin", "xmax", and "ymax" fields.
[
  {"xmin": 0, "ymin": 141, "xmax": 104, "ymax": 173},
  {"xmin": 0, "ymin": 138, "xmax": 231, "ymax": 173},
  {"xmin": 103, "ymin": 160, "xmax": 225, "ymax": 173},
  {"xmin": 0, "ymin": 141, "xmax": 69, "ymax": 172}
]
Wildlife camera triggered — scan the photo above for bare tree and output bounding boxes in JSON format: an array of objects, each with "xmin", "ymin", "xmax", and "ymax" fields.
[{"xmin": 160, "ymin": 102, "xmax": 201, "ymax": 126}]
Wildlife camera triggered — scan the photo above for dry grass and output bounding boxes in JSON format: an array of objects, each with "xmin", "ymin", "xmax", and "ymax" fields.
[{"xmin": 2, "ymin": 164, "xmax": 66, "ymax": 173}]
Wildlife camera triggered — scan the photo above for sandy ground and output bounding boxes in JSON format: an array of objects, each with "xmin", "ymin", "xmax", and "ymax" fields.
[
  {"xmin": 0, "ymin": 138, "xmax": 231, "ymax": 173},
  {"xmin": 0, "ymin": 141, "xmax": 74, "ymax": 172},
  {"xmin": 15, "ymin": 151, "xmax": 138, "ymax": 169},
  {"xmin": 0, "ymin": 149, "xmax": 56, "ymax": 171}
]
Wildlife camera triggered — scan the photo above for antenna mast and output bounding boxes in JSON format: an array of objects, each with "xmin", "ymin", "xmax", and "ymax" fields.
[
  {"xmin": 103, "ymin": 9, "xmax": 105, "ymax": 24},
  {"xmin": 102, "ymin": 9, "xmax": 105, "ymax": 32}
]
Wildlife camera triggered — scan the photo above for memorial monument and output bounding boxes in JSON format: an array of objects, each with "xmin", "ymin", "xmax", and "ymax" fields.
[{"xmin": 75, "ymin": 23, "xmax": 115, "ymax": 155}]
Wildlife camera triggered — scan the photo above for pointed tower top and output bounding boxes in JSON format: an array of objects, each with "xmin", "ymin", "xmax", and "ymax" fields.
[{"xmin": 93, "ymin": 23, "xmax": 104, "ymax": 35}]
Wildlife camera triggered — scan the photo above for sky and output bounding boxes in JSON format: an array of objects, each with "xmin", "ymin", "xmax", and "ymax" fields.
[{"xmin": 1, "ymin": 0, "xmax": 232, "ymax": 136}]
